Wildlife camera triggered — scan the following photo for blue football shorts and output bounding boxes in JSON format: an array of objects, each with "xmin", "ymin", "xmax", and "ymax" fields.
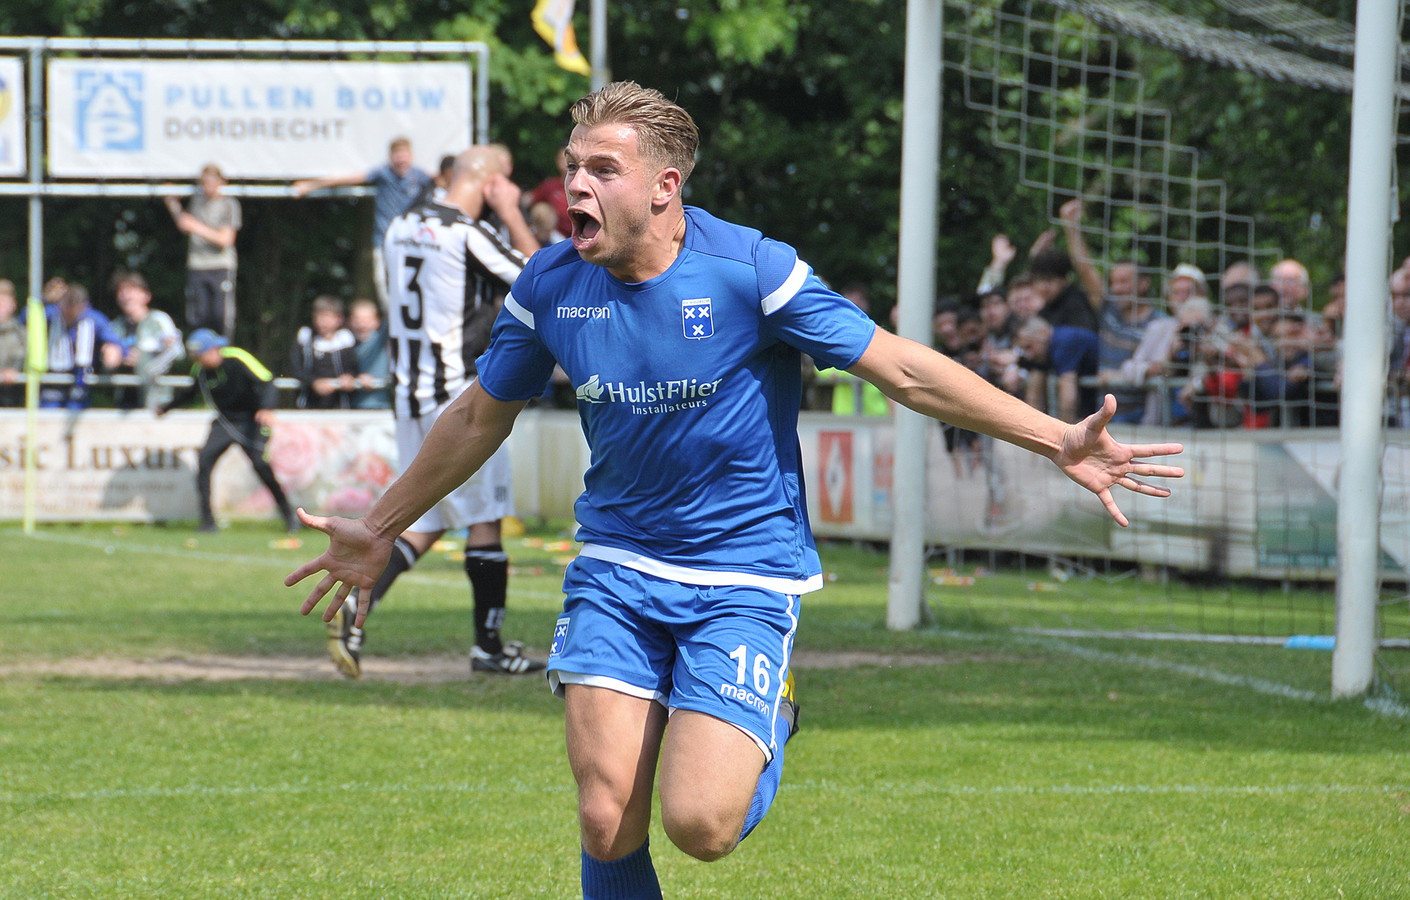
[{"xmin": 548, "ymin": 556, "xmax": 799, "ymax": 761}]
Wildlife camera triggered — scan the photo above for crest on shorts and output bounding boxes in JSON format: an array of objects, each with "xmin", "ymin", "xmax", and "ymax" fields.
[
  {"xmin": 550, "ymin": 616, "xmax": 571, "ymax": 657},
  {"xmin": 682, "ymin": 298, "xmax": 714, "ymax": 340}
]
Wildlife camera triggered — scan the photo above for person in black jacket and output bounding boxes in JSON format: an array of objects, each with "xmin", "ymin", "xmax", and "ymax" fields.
[
  {"xmin": 158, "ymin": 328, "xmax": 298, "ymax": 533},
  {"xmin": 290, "ymin": 295, "xmax": 360, "ymax": 409}
]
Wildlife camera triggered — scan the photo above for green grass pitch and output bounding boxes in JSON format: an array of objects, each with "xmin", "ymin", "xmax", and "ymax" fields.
[{"xmin": 1, "ymin": 521, "xmax": 1406, "ymax": 898}]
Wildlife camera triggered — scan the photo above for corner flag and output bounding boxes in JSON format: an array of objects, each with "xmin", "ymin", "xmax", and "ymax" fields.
[
  {"xmin": 532, "ymin": 0, "xmax": 592, "ymax": 77},
  {"xmin": 24, "ymin": 295, "xmax": 46, "ymax": 373},
  {"xmin": 22, "ymin": 294, "xmax": 46, "ymax": 534}
]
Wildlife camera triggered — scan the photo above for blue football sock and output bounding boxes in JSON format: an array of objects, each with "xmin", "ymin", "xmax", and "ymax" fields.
[
  {"xmin": 739, "ymin": 745, "xmax": 785, "ymax": 842},
  {"xmin": 738, "ymin": 677, "xmax": 795, "ymax": 846},
  {"xmin": 581, "ymin": 839, "xmax": 662, "ymax": 900}
]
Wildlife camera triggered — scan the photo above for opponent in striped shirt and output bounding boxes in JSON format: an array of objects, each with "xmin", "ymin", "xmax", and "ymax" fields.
[{"xmin": 320, "ymin": 145, "xmax": 543, "ymax": 680}]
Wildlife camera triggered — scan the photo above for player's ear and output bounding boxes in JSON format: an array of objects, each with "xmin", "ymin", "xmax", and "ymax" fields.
[{"xmin": 652, "ymin": 166, "xmax": 682, "ymax": 208}]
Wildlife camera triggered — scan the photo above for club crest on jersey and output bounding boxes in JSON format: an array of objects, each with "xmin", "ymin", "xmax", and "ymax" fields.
[{"xmin": 682, "ymin": 298, "xmax": 714, "ymax": 340}]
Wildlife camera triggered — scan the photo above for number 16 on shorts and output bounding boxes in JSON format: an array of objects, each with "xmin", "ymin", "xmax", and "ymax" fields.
[{"xmin": 720, "ymin": 644, "xmax": 776, "ymax": 715}]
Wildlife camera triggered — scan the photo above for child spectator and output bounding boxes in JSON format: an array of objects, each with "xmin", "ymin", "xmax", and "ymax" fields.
[
  {"xmin": 291, "ymin": 295, "xmax": 359, "ymax": 410},
  {"xmin": 1005, "ymin": 273, "xmax": 1045, "ymax": 326},
  {"xmin": 1028, "ymin": 246, "xmax": 1100, "ymax": 334},
  {"xmin": 41, "ymin": 283, "xmax": 122, "ymax": 410},
  {"xmin": 111, "ymin": 272, "xmax": 183, "ymax": 410},
  {"xmin": 813, "ymin": 284, "xmax": 889, "ymax": 416},
  {"xmin": 527, "ymin": 145, "xmax": 572, "ymax": 239},
  {"xmin": 164, "ymin": 164, "xmax": 241, "ymax": 338},
  {"xmin": 528, "ymin": 201, "xmax": 568, "ymax": 246},
  {"xmin": 975, "ymin": 289, "xmax": 1026, "ymax": 397},
  {"xmin": 347, "ymin": 297, "xmax": 390, "ymax": 410},
  {"xmin": 1015, "ymin": 315, "xmax": 1099, "ymax": 423}
]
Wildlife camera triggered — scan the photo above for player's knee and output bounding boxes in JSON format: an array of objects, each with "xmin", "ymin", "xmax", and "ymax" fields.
[
  {"xmin": 577, "ymin": 792, "xmax": 640, "ymax": 862},
  {"xmin": 660, "ymin": 804, "xmax": 742, "ymax": 862}
]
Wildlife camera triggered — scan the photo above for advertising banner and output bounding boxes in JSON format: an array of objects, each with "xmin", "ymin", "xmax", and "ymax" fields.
[
  {"xmin": 0, "ymin": 411, "xmax": 398, "ymax": 522},
  {"xmin": 0, "ymin": 409, "xmax": 588, "ymax": 525},
  {"xmin": 45, "ymin": 59, "xmax": 472, "ymax": 179},
  {"xmin": 0, "ymin": 57, "xmax": 25, "ymax": 177},
  {"xmin": 4, "ymin": 408, "xmax": 1408, "ymax": 583},
  {"xmin": 797, "ymin": 419, "xmax": 1410, "ymax": 581}
]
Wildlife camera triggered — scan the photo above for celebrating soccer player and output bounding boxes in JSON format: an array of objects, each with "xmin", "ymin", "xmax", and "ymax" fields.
[{"xmin": 288, "ymin": 82, "xmax": 1184, "ymax": 899}]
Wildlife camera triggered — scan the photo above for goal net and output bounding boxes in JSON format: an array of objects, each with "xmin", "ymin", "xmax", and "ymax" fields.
[{"xmin": 925, "ymin": 0, "xmax": 1409, "ymax": 692}]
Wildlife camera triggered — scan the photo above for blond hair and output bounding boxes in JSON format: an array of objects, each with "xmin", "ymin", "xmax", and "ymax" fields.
[{"xmin": 571, "ymin": 81, "xmax": 698, "ymax": 182}]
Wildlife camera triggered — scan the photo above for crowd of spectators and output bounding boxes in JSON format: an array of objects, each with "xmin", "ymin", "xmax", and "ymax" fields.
[
  {"xmin": 0, "ymin": 267, "xmax": 392, "ymax": 413},
  {"xmin": 2, "ymin": 174, "xmax": 1405, "ymax": 430},
  {"xmin": 0, "ymin": 137, "xmax": 494, "ymax": 413},
  {"xmin": 809, "ymin": 199, "xmax": 1391, "ymax": 431}
]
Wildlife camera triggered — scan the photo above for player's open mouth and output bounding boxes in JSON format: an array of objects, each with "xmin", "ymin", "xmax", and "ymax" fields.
[{"xmin": 570, "ymin": 209, "xmax": 601, "ymax": 251}]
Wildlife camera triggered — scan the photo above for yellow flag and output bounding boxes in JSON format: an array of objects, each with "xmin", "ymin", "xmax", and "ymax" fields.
[
  {"xmin": 532, "ymin": 0, "xmax": 592, "ymax": 77},
  {"xmin": 24, "ymin": 295, "xmax": 46, "ymax": 374}
]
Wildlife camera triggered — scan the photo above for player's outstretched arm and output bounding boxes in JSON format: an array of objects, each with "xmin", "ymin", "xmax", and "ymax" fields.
[
  {"xmin": 849, "ymin": 329, "xmax": 1183, "ymax": 526},
  {"xmin": 284, "ymin": 383, "xmax": 527, "ymax": 625}
]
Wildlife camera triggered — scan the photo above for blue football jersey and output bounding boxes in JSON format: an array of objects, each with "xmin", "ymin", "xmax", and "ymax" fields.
[{"xmin": 475, "ymin": 206, "xmax": 877, "ymax": 593}]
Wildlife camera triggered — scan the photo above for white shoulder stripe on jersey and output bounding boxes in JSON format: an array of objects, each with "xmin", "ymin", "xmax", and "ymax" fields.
[
  {"xmin": 579, "ymin": 543, "xmax": 824, "ymax": 594},
  {"xmin": 761, "ymin": 258, "xmax": 810, "ymax": 316},
  {"xmin": 504, "ymin": 292, "xmax": 535, "ymax": 329}
]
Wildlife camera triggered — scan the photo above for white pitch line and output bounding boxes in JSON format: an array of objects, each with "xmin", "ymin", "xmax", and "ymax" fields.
[
  {"xmin": 0, "ymin": 779, "xmax": 570, "ymax": 805},
  {"xmin": 4, "ymin": 527, "xmax": 566, "ymax": 599},
  {"xmin": 3, "ymin": 779, "xmax": 1402, "ymax": 807},
  {"xmin": 9, "ymin": 527, "xmax": 295, "ymax": 569},
  {"xmin": 782, "ymin": 780, "xmax": 1410, "ymax": 798},
  {"xmin": 1023, "ymin": 633, "xmax": 1410, "ymax": 720}
]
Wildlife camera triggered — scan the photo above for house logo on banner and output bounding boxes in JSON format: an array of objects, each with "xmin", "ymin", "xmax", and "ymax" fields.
[{"xmin": 74, "ymin": 69, "xmax": 144, "ymax": 152}]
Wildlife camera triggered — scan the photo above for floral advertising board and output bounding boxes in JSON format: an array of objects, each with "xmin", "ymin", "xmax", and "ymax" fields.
[{"xmin": 0, "ymin": 410, "xmax": 397, "ymax": 522}]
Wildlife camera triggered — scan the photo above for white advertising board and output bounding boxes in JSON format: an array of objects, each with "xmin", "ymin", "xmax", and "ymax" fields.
[
  {"xmin": 45, "ymin": 58, "xmax": 472, "ymax": 179},
  {"xmin": 0, "ymin": 57, "xmax": 26, "ymax": 177},
  {"xmin": 4, "ymin": 408, "xmax": 1405, "ymax": 583}
]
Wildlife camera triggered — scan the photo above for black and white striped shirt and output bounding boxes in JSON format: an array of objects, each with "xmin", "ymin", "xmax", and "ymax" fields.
[{"xmin": 382, "ymin": 199, "xmax": 527, "ymax": 419}]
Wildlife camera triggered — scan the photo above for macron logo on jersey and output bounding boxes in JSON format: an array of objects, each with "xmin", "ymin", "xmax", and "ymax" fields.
[
  {"xmin": 557, "ymin": 305, "xmax": 612, "ymax": 321},
  {"xmin": 682, "ymin": 298, "xmax": 714, "ymax": 339}
]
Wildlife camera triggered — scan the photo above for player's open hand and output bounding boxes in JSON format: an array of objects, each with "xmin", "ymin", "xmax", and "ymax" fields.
[
  {"xmin": 1051, "ymin": 394, "xmax": 1184, "ymax": 527},
  {"xmin": 284, "ymin": 508, "xmax": 395, "ymax": 627}
]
